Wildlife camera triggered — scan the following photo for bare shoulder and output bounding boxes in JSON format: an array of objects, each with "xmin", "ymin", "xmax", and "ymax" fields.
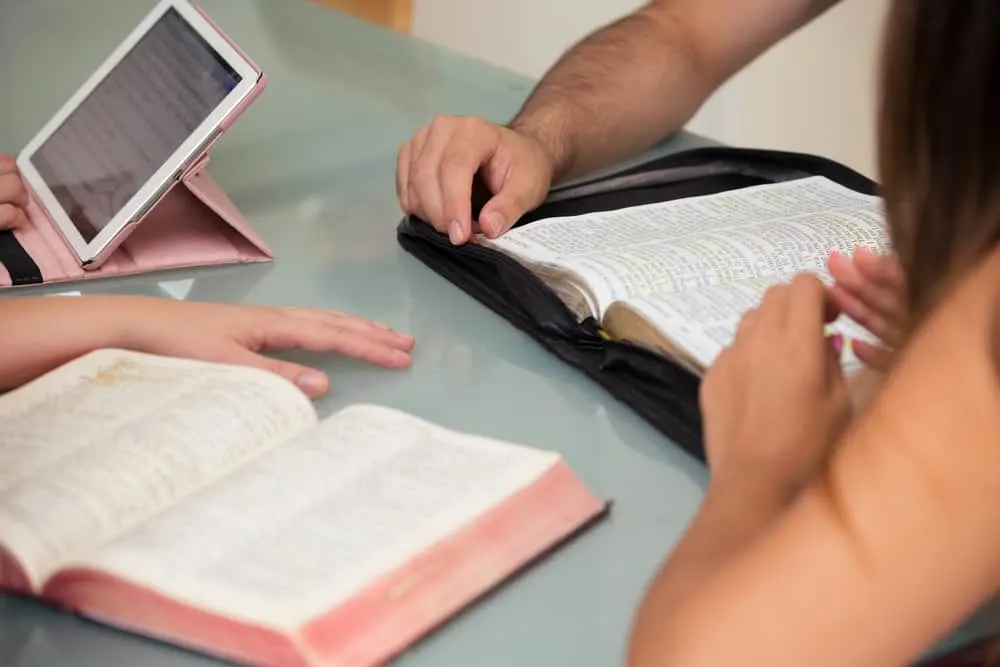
[
  {"xmin": 922, "ymin": 247, "xmax": 1000, "ymax": 347},
  {"xmin": 836, "ymin": 248, "xmax": 1000, "ymax": 503}
]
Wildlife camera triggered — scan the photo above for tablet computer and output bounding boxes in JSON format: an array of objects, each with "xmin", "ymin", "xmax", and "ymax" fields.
[{"xmin": 15, "ymin": 0, "xmax": 265, "ymax": 269}]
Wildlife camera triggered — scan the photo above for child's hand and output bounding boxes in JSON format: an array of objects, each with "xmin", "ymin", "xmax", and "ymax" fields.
[
  {"xmin": 0, "ymin": 296, "xmax": 415, "ymax": 397},
  {"xmin": 0, "ymin": 155, "xmax": 29, "ymax": 230},
  {"xmin": 120, "ymin": 298, "xmax": 415, "ymax": 396}
]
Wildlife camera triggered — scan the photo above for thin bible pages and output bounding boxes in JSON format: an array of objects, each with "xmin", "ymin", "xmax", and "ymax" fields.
[
  {"xmin": 0, "ymin": 349, "xmax": 607, "ymax": 667},
  {"xmin": 0, "ymin": 350, "xmax": 315, "ymax": 590},
  {"xmin": 68, "ymin": 405, "xmax": 561, "ymax": 628},
  {"xmin": 482, "ymin": 176, "xmax": 888, "ymax": 373}
]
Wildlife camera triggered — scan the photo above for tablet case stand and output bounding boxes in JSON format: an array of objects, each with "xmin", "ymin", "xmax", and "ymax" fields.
[
  {"xmin": 0, "ymin": 153, "xmax": 272, "ymax": 290},
  {"xmin": 0, "ymin": 4, "xmax": 271, "ymax": 290},
  {"xmin": 397, "ymin": 145, "xmax": 878, "ymax": 462}
]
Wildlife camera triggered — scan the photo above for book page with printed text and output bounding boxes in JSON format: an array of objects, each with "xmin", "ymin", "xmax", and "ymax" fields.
[
  {"xmin": 484, "ymin": 177, "xmax": 889, "ymax": 318},
  {"xmin": 606, "ymin": 276, "xmax": 873, "ymax": 373},
  {"xmin": 72, "ymin": 404, "xmax": 560, "ymax": 630},
  {"xmin": 0, "ymin": 350, "xmax": 316, "ymax": 590}
]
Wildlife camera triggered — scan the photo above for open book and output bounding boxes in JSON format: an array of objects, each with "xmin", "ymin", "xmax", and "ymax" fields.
[
  {"xmin": 482, "ymin": 176, "xmax": 889, "ymax": 373},
  {"xmin": 0, "ymin": 350, "xmax": 607, "ymax": 666}
]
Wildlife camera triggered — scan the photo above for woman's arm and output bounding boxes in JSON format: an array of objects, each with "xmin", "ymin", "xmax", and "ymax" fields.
[{"xmin": 630, "ymin": 254, "xmax": 1000, "ymax": 667}]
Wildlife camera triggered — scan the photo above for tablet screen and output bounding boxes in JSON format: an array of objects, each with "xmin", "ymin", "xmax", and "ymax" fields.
[{"xmin": 30, "ymin": 7, "xmax": 241, "ymax": 242}]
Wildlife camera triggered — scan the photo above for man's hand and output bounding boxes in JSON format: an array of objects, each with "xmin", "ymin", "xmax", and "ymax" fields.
[
  {"xmin": 827, "ymin": 247, "xmax": 905, "ymax": 369},
  {"xmin": 396, "ymin": 115, "xmax": 555, "ymax": 245}
]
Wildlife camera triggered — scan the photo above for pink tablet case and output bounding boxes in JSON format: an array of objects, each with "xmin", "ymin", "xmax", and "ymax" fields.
[{"xmin": 0, "ymin": 4, "xmax": 271, "ymax": 289}]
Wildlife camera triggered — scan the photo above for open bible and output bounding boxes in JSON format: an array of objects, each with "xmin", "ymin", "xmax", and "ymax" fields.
[
  {"xmin": 0, "ymin": 350, "xmax": 607, "ymax": 666},
  {"xmin": 482, "ymin": 176, "xmax": 889, "ymax": 374}
]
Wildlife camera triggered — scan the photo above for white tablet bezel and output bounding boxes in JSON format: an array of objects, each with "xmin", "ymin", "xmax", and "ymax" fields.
[{"xmin": 16, "ymin": 0, "xmax": 260, "ymax": 266}]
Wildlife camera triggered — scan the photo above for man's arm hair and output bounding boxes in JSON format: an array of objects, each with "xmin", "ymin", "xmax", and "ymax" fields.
[{"xmin": 511, "ymin": 0, "xmax": 841, "ymax": 181}]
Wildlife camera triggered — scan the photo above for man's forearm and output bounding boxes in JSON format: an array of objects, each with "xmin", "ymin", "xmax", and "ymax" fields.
[{"xmin": 510, "ymin": 3, "xmax": 716, "ymax": 182}]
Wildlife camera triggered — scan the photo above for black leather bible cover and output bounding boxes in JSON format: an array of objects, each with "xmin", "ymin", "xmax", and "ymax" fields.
[{"xmin": 397, "ymin": 145, "xmax": 876, "ymax": 461}]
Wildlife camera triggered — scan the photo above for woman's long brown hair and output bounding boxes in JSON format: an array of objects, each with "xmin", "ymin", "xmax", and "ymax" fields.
[
  {"xmin": 879, "ymin": 1, "xmax": 1000, "ymax": 338},
  {"xmin": 878, "ymin": 6, "xmax": 1000, "ymax": 664}
]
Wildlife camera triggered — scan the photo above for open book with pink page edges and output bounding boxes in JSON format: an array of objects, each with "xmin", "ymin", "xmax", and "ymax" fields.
[{"xmin": 0, "ymin": 349, "xmax": 608, "ymax": 666}]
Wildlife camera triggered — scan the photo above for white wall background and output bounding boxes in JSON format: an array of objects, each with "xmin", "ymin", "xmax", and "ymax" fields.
[{"xmin": 413, "ymin": 0, "xmax": 889, "ymax": 177}]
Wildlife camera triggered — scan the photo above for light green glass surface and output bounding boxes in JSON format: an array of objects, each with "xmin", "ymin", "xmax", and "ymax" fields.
[
  {"xmin": 0, "ymin": 2, "xmax": 714, "ymax": 666},
  {"xmin": 0, "ymin": 2, "xmax": 996, "ymax": 665}
]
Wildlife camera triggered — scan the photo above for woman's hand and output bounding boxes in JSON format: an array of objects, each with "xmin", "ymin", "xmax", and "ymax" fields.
[
  {"xmin": 0, "ymin": 155, "xmax": 30, "ymax": 230},
  {"xmin": 827, "ymin": 247, "xmax": 906, "ymax": 370},
  {"xmin": 0, "ymin": 295, "xmax": 415, "ymax": 396},
  {"xmin": 631, "ymin": 274, "xmax": 854, "ymax": 663},
  {"xmin": 700, "ymin": 273, "xmax": 850, "ymax": 493},
  {"xmin": 631, "ymin": 252, "xmax": 1000, "ymax": 667}
]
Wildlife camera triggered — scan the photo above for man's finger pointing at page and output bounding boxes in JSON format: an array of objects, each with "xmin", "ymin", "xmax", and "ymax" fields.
[{"xmin": 439, "ymin": 136, "xmax": 494, "ymax": 245}]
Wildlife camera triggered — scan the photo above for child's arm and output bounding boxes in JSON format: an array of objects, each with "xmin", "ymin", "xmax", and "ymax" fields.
[
  {"xmin": 0, "ymin": 157, "xmax": 414, "ymax": 395},
  {"xmin": 0, "ymin": 295, "xmax": 414, "ymax": 397}
]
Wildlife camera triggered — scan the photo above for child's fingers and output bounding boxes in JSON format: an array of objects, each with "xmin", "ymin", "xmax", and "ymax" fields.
[
  {"xmin": 0, "ymin": 172, "xmax": 28, "ymax": 208},
  {"xmin": 0, "ymin": 155, "xmax": 16, "ymax": 176},
  {"xmin": 0, "ymin": 204, "xmax": 27, "ymax": 230}
]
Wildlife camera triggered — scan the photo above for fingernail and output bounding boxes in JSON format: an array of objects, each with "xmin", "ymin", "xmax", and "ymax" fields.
[
  {"xmin": 393, "ymin": 333, "xmax": 416, "ymax": 351},
  {"xmin": 485, "ymin": 212, "xmax": 505, "ymax": 237},
  {"xmin": 391, "ymin": 350, "xmax": 412, "ymax": 366},
  {"xmin": 448, "ymin": 220, "xmax": 466, "ymax": 244},
  {"xmin": 296, "ymin": 371, "xmax": 328, "ymax": 396}
]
